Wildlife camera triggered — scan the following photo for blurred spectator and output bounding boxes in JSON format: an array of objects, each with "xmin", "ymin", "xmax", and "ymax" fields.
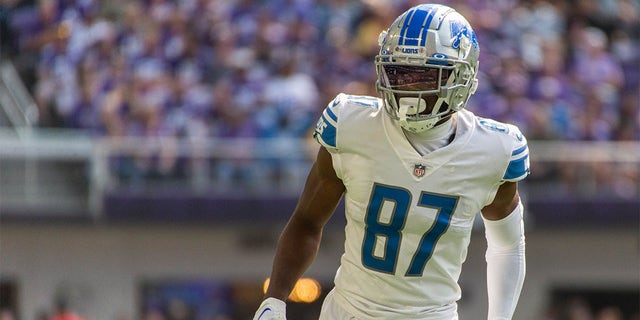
[
  {"xmin": 0, "ymin": 309, "xmax": 16, "ymax": 320},
  {"xmin": 50, "ymin": 299, "xmax": 85, "ymax": 320},
  {"xmin": 142, "ymin": 308, "xmax": 165, "ymax": 320},
  {"xmin": 596, "ymin": 306, "xmax": 624, "ymax": 320},
  {"xmin": 542, "ymin": 295, "xmax": 637, "ymax": 320},
  {"xmin": 166, "ymin": 299, "xmax": 193, "ymax": 320}
]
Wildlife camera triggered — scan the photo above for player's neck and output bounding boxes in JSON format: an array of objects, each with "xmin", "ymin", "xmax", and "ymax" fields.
[{"xmin": 403, "ymin": 115, "xmax": 456, "ymax": 155}]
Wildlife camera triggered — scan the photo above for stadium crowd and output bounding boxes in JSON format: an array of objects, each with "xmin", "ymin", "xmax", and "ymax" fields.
[
  {"xmin": 3, "ymin": 0, "xmax": 638, "ymax": 140},
  {"xmin": 1, "ymin": 0, "xmax": 638, "ymax": 194}
]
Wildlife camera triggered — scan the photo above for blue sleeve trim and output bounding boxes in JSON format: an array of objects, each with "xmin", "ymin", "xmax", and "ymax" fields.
[
  {"xmin": 318, "ymin": 114, "xmax": 337, "ymax": 147},
  {"xmin": 326, "ymin": 107, "xmax": 338, "ymax": 122},
  {"xmin": 503, "ymin": 155, "xmax": 529, "ymax": 180},
  {"xmin": 511, "ymin": 144, "xmax": 528, "ymax": 156}
]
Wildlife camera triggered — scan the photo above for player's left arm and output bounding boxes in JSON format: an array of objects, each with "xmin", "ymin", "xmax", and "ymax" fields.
[
  {"xmin": 477, "ymin": 120, "xmax": 529, "ymax": 319},
  {"xmin": 481, "ymin": 179, "xmax": 526, "ymax": 320}
]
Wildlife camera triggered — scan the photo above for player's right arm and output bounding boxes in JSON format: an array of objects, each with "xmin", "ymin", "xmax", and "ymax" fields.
[{"xmin": 254, "ymin": 146, "xmax": 345, "ymax": 319}]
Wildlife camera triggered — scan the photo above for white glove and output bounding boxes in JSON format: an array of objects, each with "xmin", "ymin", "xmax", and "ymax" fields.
[{"xmin": 253, "ymin": 297, "xmax": 287, "ymax": 320}]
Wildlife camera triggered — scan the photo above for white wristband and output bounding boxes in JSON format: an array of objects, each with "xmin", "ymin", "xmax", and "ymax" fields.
[{"xmin": 253, "ymin": 297, "xmax": 287, "ymax": 320}]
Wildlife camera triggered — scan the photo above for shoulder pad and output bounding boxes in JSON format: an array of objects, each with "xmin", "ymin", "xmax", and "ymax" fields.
[
  {"xmin": 477, "ymin": 117, "xmax": 530, "ymax": 182},
  {"xmin": 313, "ymin": 94, "xmax": 344, "ymax": 149},
  {"xmin": 313, "ymin": 94, "xmax": 381, "ymax": 150},
  {"xmin": 502, "ymin": 124, "xmax": 530, "ymax": 182}
]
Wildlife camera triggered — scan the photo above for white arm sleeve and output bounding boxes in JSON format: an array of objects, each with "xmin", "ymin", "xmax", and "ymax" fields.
[{"xmin": 483, "ymin": 201, "xmax": 526, "ymax": 320}]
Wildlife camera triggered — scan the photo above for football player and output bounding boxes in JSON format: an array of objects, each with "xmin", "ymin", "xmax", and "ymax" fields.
[{"xmin": 254, "ymin": 4, "xmax": 529, "ymax": 319}]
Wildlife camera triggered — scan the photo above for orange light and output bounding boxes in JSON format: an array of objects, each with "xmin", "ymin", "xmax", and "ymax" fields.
[
  {"xmin": 263, "ymin": 278, "xmax": 270, "ymax": 294},
  {"xmin": 262, "ymin": 277, "xmax": 322, "ymax": 303},
  {"xmin": 292, "ymin": 278, "xmax": 321, "ymax": 303}
]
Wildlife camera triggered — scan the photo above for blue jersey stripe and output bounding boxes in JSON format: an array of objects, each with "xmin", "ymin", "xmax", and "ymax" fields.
[
  {"xmin": 503, "ymin": 155, "xmax": 529, "ymax": 180},
  {"xmin": 511, "ymin": 144, "xmax": 528, "ymax": 156},
  {"xmin": 325, "ymin": 107, "xmax": 338, "ymax": 122},
  {"xmin": 319, "ymin": 114, "xmax": 337, "ymax": 147}
]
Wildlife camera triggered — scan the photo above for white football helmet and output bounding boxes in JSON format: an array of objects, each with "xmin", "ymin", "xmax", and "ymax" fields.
[{"xmin": 375, "ymin": 4, "xmax": 480, "ymax": 132}]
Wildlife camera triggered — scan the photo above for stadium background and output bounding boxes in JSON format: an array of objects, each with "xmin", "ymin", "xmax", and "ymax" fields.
[{"xmin": 0, "ymin": 0, "xmax": 638, "ymax": 319}]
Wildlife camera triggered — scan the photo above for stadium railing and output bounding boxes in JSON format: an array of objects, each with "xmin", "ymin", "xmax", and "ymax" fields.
[
  {"xmin": 0, "ymin": 128, "xmax": 638, "ymax": 227},
  {"xmin": 0, "ymin": 61, "xmax": 38, "ymax": 129}
]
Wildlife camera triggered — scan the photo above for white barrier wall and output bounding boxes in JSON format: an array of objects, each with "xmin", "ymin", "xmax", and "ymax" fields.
[{"xmin": 0, "ymin": 223, "xmax": 638, "ymax": 320}]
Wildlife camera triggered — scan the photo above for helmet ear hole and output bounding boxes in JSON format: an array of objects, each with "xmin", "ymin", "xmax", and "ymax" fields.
[{"xmin": 437, "ymin": 102, "xmax": 449, "ymax": 114}]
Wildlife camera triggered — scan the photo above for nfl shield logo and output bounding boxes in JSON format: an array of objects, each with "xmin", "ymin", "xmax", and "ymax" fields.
[{"xmin": 413, "ymin": 164, "xmax": 426, "ymax": 177}]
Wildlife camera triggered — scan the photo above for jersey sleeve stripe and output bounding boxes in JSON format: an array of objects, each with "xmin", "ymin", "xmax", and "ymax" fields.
[
  {"xmin": 322, "ymin": 108, "xmax": 338, "ymax": 127},
  {"xmin": 326, "ymin": 106, "xmax": 338, "ymax": 122},
  {"xmin": 503, "ymin": 155, "xmax": 530, "ymax": 180},
  {"xmin": 318, "ymin": 113, "xmax": 337, "ymax": 147},
  {"xmin": 511, "ymin": 144, "xmax": 528, "ymax": 156}
]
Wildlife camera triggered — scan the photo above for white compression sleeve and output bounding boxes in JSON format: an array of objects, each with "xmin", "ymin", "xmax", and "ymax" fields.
[{"xmin": 483, "ymin": 201, "xmax": 526, "ymax": 320}]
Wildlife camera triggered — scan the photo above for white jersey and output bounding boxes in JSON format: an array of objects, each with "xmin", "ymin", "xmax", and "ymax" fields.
[{"xmin": 313, "ymin": 94, "xmax": 530, "ymax": 319}]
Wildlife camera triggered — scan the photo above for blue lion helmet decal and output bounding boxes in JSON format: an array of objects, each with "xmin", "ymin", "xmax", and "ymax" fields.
[{"xmin": 450, "ymin": 19, "xmax": 479, "ymax": 50}]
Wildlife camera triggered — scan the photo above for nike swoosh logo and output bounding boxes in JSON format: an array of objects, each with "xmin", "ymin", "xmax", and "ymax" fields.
[{"xmin": 257, "ymin": 307, "xmax": 272, "ymax": 320}]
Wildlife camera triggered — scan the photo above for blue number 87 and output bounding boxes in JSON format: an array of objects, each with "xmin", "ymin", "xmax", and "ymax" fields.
[{"xmin": 361, "ymin": 183, "xmax": 459, "ymax": 276}]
